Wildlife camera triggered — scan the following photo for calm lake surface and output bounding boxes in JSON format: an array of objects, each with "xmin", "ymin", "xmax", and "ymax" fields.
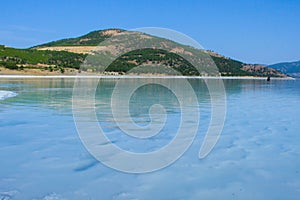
[{"xmin": 0, "ymin": 78, "xmax": 299, "ymax": 200}]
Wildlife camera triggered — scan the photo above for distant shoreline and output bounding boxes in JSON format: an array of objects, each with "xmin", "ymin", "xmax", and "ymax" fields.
[{"xmin": 0, "ymin": 74, "xmax": 295, "ymax": 80}]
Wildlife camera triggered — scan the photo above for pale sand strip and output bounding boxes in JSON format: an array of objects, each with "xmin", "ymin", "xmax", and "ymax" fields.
[{"xmin": 0, "ymin": 75, "xmax": 295, "ymax": 80}]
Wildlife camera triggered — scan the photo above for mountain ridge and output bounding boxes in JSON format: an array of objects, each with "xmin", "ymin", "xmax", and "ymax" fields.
[
  {"xmin": 34, "ymin": 28, "xmax": 125, "ymax": 47},
  {"xmin": 268, "ymin": 60, "xmax": 300, "ymax": 78}
]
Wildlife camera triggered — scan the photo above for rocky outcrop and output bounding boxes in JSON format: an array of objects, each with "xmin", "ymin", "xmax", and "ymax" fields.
[{"xmin": 242, "ymin": 64, "xmax": 288, "ymax": 77}]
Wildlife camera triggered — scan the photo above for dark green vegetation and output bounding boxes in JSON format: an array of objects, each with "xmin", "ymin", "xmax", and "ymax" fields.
[
  {"xmin": 210, "ymin": 56, "xmax": 252, "ymax": 76},
  {"xmin": 0, "ymin": 45, "xmax": 85, "ymax": 72},
  {"xmin": 106, "ymin": 49, "xmax": 272, "ymax": 76},
  {"xmin": 269, "ymin": 61, "xmax": 300, "ymax": 77},
  {"xmin": 0, "ymin": 29, "xmax": 287, "ymax": 77},
  {"xmin": 107, "ymin": 48, "xmax": 201, "ymax": 75}
]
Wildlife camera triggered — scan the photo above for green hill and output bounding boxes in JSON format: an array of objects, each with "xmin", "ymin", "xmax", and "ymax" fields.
[
  {"xmin": 0, "ymin": 45, "xmax": 85, "ymax": 72},
  {"xmin": 0, "ymin": 29, "xmax": 288, "ymax": 77}
]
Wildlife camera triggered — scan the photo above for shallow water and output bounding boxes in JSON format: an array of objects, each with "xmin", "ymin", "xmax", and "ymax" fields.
[{"xmin": 0, "ymin": 78, "xmax": 299, "ymax": 199}]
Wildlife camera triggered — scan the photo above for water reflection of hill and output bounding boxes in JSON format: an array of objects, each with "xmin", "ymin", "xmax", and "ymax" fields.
[{"xmin": 1, "ymin": 78, "xmax": 296, "ymax": 113}]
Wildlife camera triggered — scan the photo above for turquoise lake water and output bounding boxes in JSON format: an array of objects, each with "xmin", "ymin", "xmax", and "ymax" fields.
[{"xmin": 0, "ymin": 78, "xmax": 299, "ymax": 199}]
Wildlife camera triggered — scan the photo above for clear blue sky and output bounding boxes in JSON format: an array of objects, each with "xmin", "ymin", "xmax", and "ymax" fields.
[{"xmin": 1, "ymin": 0, "xmax": 299, "ymax": 64}]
